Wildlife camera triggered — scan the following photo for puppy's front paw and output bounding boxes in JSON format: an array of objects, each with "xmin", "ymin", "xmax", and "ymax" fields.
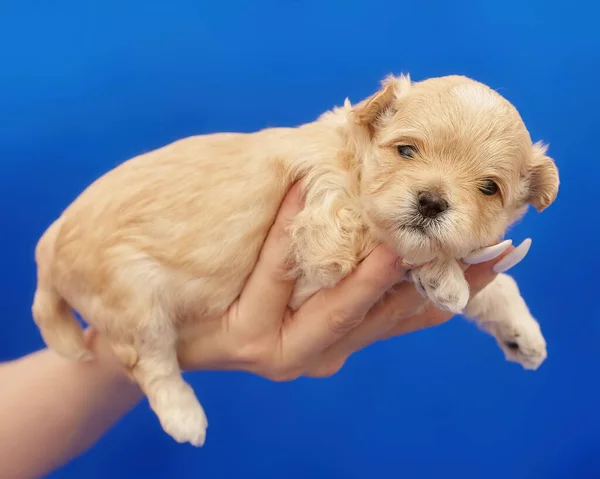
[
  {"xmin": 467, "ymin": 274, "xmax": 548, "ymax": 371},
  {"xmin": 411, "ymin": 261, "xmax": 469, "ymax": 314},
  {"xmin": 155, "ymin": 385, "xmax": 208, "ymax": 447},
  {"xmin": 494, "ymin": 316, "xmax": 547, "ymax": 370},
  {"xmin": 428, "ymin": 280, "xmax": 470, "ymax": 314}
]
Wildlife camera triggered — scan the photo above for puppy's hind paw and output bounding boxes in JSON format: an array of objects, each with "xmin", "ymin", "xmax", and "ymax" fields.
[
  {"xmin": 162, "ymin": 405, "xmax": 208, "ymax": 447},
  {"xmin": 156, "ymin": 388, "xmax": 209, "ymax": 447}
]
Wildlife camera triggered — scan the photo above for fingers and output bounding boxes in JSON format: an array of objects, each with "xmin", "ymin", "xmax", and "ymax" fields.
[
  {"xmin": 321, "ymin": 245, "xmax": 406, "ymax": 321},
  {"xmin": 380, "ymin": 302, "xmax": 452, "ymax": 339},
  {"xmin": 279, "ymin": 244, "xmax": 408, "ymax": 368},
  {"xmin": 305, "ymin": 280, "xmax": 426, "ymax": 375},
  {"xmin": 180, "ymin": 183, "xmax": 305, "ymax": 373},
  {"xmin": 306, "ymin": 244, "xmax": 518, "ymax": 377},
  {"xmin": 235, "ymin": 183, "xmax": 304, "ymax": 334}
]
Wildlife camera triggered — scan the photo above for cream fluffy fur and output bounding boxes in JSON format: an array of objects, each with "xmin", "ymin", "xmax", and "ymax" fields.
[{"xmin": 31, "ymin": 74, "xmax": 559, "ymax": 446}]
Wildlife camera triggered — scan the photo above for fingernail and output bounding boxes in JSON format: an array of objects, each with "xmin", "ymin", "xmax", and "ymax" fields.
[
  {"xmin": 396, "ymin": 258, "xmax": 417, "ymax": 271},
  {"xmin": 463, "ymin": 239, "xmax": 513, "ymax": 264},
  {"xmin": 493, "ymin": 238, "xmax": 532, "ymax": 273}
]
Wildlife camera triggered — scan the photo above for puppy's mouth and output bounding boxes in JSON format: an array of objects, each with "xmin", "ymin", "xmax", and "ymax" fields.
[
  {"xmin": 398, "ymin": 215, "xmax": 447, "ymax": 246},
  {"xmin": 400, "ymin": 223, "xmax": 427, "ymax": 234},
  {"xmin": 400, "ymin": 214, "xmax": 443, "ymax": 235},
  {"xmin": 394, "ymin": 220, "xmax": 442, "ymax": 264}
]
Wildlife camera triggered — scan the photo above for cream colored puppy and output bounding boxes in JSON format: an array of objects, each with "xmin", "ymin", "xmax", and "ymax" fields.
[{"xmin": 31, "ymin": 74, "xmax": 559, "ymax": 447}]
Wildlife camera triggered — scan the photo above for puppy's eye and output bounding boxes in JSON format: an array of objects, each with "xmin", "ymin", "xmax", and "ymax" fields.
[
  {"xmin": 397, "ymin": 145, "xmax": 416, "ymax": 159},
  {"xmin": 479, "ymin": 179, "xmax": 498, "ymax": 196}
]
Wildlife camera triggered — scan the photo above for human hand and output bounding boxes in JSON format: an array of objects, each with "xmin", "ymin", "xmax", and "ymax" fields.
[{"xmin": 177, "ymin": 184, "xmax": 516, "ymax": 380}]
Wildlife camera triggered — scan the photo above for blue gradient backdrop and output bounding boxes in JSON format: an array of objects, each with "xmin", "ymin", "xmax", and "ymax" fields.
[{"xmin": 1, "ymin": 1, "xmax": 598, "ymax": 478}]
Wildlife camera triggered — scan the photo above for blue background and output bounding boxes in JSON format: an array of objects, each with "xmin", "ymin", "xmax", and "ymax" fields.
[{"xmin": 1, "ymin": 1, "xmax": 598, "ymax": 478}]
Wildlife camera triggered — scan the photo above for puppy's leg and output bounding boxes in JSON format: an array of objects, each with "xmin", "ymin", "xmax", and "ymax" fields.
[
  {"xmin": 286, "ymin": 191, "xmax": 365, "ymax": 310},
  {"xmin": 32, "ymin": 286, "xmax": 92, "ymax": 362},
  {"xmin": 115, "ymin": 313, "xmax": 208, "ymax": 447},
  {"xmin": 289, "ymin": 275, "xmax": 324, "ymax": 311},
  {"xmin": 410, "ymin": 260, "xmax": 470, "ymax": 314},
  {"xmin": 32, "ymin": 220, "xmax": 92, "ymax": 361},
  {"xmin": 463, "ymin": 273, "xmax": 547, "ymax": 370}
]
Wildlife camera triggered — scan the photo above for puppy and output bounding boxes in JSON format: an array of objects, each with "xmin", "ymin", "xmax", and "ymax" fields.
[{"xmin": 31, "ymin": 74, "xmax": 559, "ymax": 447}]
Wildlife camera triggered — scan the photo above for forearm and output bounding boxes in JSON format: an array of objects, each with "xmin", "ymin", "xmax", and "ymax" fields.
[{"xmin": 0, "ymin": 334, "xmax": 143, "ymax": 479}]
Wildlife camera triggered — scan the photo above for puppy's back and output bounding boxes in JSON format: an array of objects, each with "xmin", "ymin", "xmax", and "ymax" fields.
[{"xmin": 41, "ymin": 129, "xmax": 294, "ymax": 322}]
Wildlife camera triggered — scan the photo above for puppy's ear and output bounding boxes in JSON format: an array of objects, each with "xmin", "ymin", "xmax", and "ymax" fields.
[
  {"xmin": 352, "ymin": 74, "xmax": 411, "ymax": 126},
  {"xmin": 527, "ymin": 141, "xmax": 559, "ymax": 212}
]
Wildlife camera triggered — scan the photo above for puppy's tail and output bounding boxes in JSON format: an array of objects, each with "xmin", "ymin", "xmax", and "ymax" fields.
[
  {"xmin": 32, "ymin": 286, "xmax": 92, "ymax": 362},
  {"xmin": 31, "ymin": 221, "xmax": 92, "ymax": 362}
]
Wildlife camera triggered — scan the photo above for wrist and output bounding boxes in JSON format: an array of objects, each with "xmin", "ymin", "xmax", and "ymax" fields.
[{"xmin": 85, "ymin": 329, "xmax": 143, "ymax": 400}]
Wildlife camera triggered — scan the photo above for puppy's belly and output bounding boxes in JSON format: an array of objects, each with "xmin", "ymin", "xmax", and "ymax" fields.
[{"xmin": 63, "ymin": 208, "xmax": 285, "ymax": 313}]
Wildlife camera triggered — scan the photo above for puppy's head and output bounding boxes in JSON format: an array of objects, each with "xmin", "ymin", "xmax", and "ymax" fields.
[{"xmin": 350, "ymin": 74, "xmax": 559, "ymax": 263}]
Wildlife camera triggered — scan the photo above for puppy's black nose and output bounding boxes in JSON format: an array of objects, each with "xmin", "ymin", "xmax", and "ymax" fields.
[{"xmin": 417, "ymin": 191, "xmax": 448, "ymax": 218}]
